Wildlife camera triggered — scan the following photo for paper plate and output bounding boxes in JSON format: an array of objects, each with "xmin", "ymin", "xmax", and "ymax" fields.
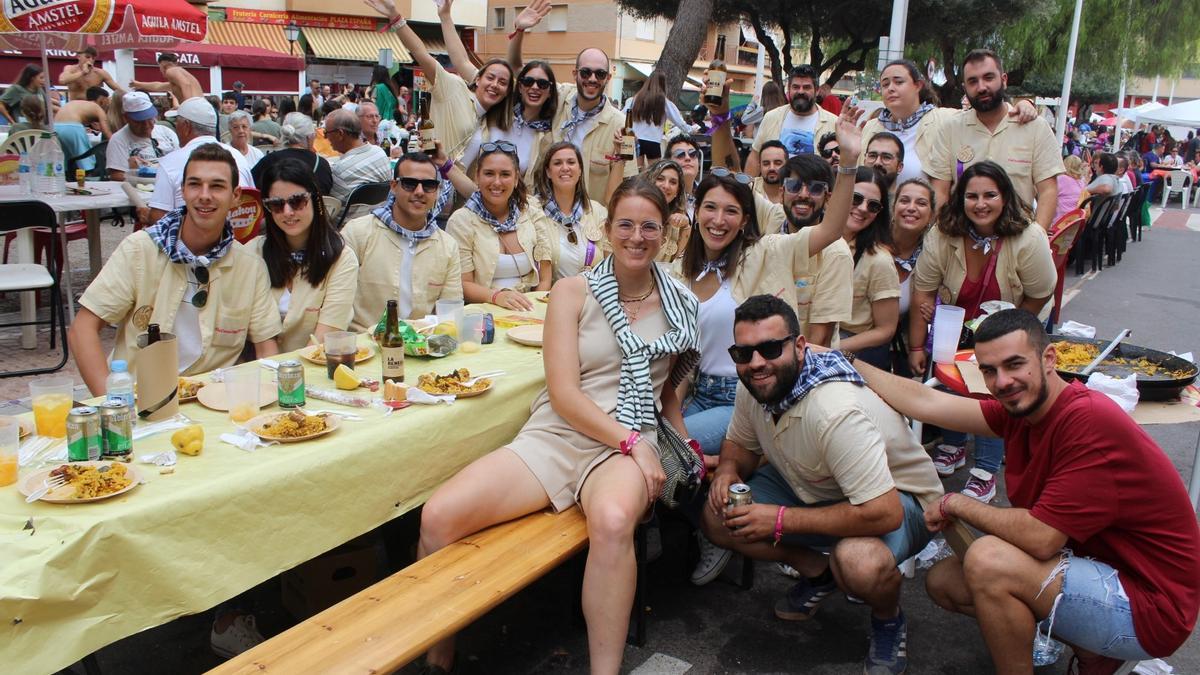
[
  {"xmin": 247, "ymin": 411, "xmax": 341, "ymax": 443},
  {"xmin": 298, "ymin": 343, "xmax": 375, "ymax": 365},
  {"xmin": 19, "ymin": 462, "xmax": 142, "ymax": 503},
  {"xmin": 506, "ymin": 324, "xmax": 544, "ymax": 347},
  {"xmin": 196, "ymin": 381, "xmax": 278, "ymax": 412}
]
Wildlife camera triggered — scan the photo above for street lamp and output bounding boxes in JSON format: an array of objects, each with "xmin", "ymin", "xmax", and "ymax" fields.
[{"xmin": 284, "ymin": 20, "xmax": 300, "ymax": 56}]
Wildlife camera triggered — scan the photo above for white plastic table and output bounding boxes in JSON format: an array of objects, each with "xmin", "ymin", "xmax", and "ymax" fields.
[{"xmin": 0, "ymin": 182, "xmax": 133, "ymax": 348}]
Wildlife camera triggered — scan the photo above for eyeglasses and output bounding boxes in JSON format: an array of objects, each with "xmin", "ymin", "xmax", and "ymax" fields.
[
  {"xmin": 709, "ymin": 167, "xmax": 753, "ymax": 185},
  {"xmin": 852, "ymin": 192, "xmax": 884, "ymax": 214},
  {"xmin": 783, "ymin": 178, "xmax": 829, "ymax": 196},
  {"xmin": 190, "ymin": 265, "xmax": 209, "ymax": 309},
  {"xmin": 865, "ymin": 151, "xmax": 897, "ymax": 163},
  {"xmin": 262, "ymin": 191, "xmax": 311, "ymax": 214},
  {"xmin": 577, "ymin": 68, "xmax": 609, "ymax": 82},
  {"xmin": 397, "ymin": 176, "xmax": 440, "ymax": 192},
  {"xmin": 613, "ymin": 220, "xmax": 663, "ymax": 240},
  {"xmin": 671, "ymin": 148, "xmax": 700, "ymax": 160},
  {"xmin": 519, "ymin": 76, "xmax": 552, "ymax": 90},
  {"xmin": 727, "ymin": 334, "xmax": 797, "ymax": 364},
  {"xmin": 819, "ymin": 145, "xmax": 840, "ymax": 158},
  {"xmin": 480, "ymin": 141, "xmax": 518, "ymax": 156}
]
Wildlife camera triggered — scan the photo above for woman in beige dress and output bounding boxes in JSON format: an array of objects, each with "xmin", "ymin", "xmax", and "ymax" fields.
[{"xmin": 419, "ymin": 178, "xmax": 700, "ymax": 674}]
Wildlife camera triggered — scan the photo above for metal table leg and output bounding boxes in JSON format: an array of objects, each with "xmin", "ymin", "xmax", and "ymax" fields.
[{"xmin": 16, "ymin": 228, "xmax": 35, "ymax": 348}]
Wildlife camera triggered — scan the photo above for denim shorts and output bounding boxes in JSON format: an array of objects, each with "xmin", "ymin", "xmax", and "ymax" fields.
[
  {"xmin": 746, "ymin": 463, "xmax": 932, "ymax": 564},
  {"xmin": 1040, "ymin": 554, "xmax": 1152, "ymax": 661},
  {"xmin": 683, "ymin": 373, "xmax": 739, "ymax": 456}
]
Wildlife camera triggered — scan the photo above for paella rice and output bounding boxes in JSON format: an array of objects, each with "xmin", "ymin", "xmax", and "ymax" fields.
[
  {"xmin": 49, "ymin": 463, "xmax": 132, "ymax": 499},
  {"xmin": 417, "ymin": 368, "xmax": 491, "ymax": 395},
  {"xmin": 258, "ymin": 410, "xmax": 328, "ymax": 438},
  {"xmin": 1053, "ymin": 341, "xmax": 1195, "ymax": 378}
]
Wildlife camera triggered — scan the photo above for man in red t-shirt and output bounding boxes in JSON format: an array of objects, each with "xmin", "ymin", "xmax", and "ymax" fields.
[
  {"xmin": 817, "ymin": 83, "xmax": 843, "ymax": 116},
  {"xmin": 843, "ymin": 309, "xmax": 1200, "ymax": 674}
]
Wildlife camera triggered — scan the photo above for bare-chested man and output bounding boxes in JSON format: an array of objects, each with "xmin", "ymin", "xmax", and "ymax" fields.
[
  {"xmin": 55, "ymin": 99, "xmax": 111, "ymax": 171},
  {"xmin": 131, "ymin": 53, "xmax": 203, "ymax": 103},
  {"xmin": 59, "ymin": 47, "xmax": 121, "ymax": 102}
]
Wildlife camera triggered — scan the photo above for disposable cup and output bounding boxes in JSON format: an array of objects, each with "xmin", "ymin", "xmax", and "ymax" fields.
[
  {"xmin": 323, "ymin": 331, "xmax": 357, "ymax": 378},
  {"xmin": 931, "ymin": 305, "xmax": 967, "ymax": 364},
  {"xmin": 436, "ymin": 300, "xmax": 465, "ymax": 339},
  {"xmin": 225, "ymin": 367, "xmax": 261, "ymax": 424},
  {"xmin": 0, "ymin": 417, "xmax": 18, "ymax": 487},
  {"xmin": 460, "ymin": 314, "xmax": 486, "ymax": 348},
  {"xmin": 30, "ymin": 376, "xmax": 74, "ymax": 438}
]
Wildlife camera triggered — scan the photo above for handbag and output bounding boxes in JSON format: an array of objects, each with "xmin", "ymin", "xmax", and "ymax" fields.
[
  {"xmin": 653, "ymin": 409, "xmax": 706, "ymax": 509},
  {"xmin": 957, "ymin": 239, "xmax": 1003, "ymax": 348}
]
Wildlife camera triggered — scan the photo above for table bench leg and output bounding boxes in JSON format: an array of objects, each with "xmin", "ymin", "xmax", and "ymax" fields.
[
  {"xmin": 16, "ymin": 229, "xmax": 35, "ymax": 348},
  {"xmin": 630, "ymin": 524, "xmax": 647, "ymax": 647}
]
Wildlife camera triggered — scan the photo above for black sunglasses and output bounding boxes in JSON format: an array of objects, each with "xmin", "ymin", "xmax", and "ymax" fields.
[
  {"xmin": 262, "ymin": 191, "xmax": 311, "ymax": 214},
  {"xmin": 820, "ymin": 145, "xmax": 840, "ymax": 158},
  {"xmin": 671, "ymin": 148, "xmax": 700, "ymax": 160},
  {"xmin": 727, "ymin": 334, "xmax": 797, "ymax": 365},
  {"xmin": 852, "ymin": 192, "xmax": 884, "ymax": 214},
  {"xmin": 519, "ymin": 76, "xmax": 551, "ymax": 90},
  {"xmin": 577, "ymin": 68, "xmax": 609, "ymax": 82},
  {"xmin": 480, "ymin": 141, "xmax": 518, "ymax": 155},
  {"xmin": 783, "ymin": 178, "xmax": 829, "ymax": 196},
  {"xmin": 191, "ymin": 265, "xmax": 209, "ymax": 309},
  {"xmin": 397, "ymin": 176, "xmax": 440, "ymax": 192},
  {"xmin": 709, "ymin": 167, "xmax": 753, "ymax": 185}
]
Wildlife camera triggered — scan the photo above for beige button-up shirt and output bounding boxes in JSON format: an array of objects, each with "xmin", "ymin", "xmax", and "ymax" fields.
[{"xmin": 247, "ymin": 237, "xmax": 359, "ymax": 353}]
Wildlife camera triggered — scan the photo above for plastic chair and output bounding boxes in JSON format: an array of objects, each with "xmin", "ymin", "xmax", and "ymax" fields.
[
  {"xmin": 0, "ymin": 201, "xmax": 69, "ymax": 377},
  {"xmin": 1074, "ymin": 194, "xmax": 1117, "ymax": 275},
  {"xmin": 335, "ymin": 181, "xmax": 391, "ymax": 230},
  {"xmin": 1160, "ymin": 169, "xmax": 1192, "ymax": 208},
  {"xmin": 229, "ymin": 187, "xmax": 265, "ymax": 244},
  {"xmin": 1046, "ymin": 210, "xmax": 1085, "ymax": 328},
  {"xmin": 66, "ymin": 140, "xmax": 108, "ymax": 180},
  {"xmin": 1126, "ymin": 183, "xmax": 1149, "ymax": 242},
  {"xmin": 0, "ymin": 128, "xmax": 42, "ymax": 157}
]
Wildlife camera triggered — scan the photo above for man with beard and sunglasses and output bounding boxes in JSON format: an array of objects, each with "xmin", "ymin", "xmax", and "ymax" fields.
[
  {"xmin": 844, "ymin": 309, "xmax": 1200, "ymax": 674},
  {"xmin": 746, "ymin": 65, "xmax": 838, "ymax": 176},
  {"xmin": 69, "ymin": 144, "xmax": 281, "ymax": 395},
  {"xmin": 926, "ymin": 49, "xmax": 1063, "ymax": 229},
  {"xmin": 700, "ymin": 294, "xmax": 942, "ymax": 675},
  {"xmin": 341, "ymin": 150, "xmax": 462, "ymax": 330}
]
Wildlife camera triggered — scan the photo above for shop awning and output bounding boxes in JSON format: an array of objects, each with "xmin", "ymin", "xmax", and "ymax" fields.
[
  {"xmin": 302, "ymin": 26, "xmax": 412, "ymax": 64},
  {"xmin": 206, "ymin": 21, "xmax": 295, "ymax": 56},
  {"xmin": 134, "ymin": 43, "xmax": 303, "ymax": 71}
]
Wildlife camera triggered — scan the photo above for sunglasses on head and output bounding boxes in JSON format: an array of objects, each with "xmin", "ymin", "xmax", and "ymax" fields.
[
  {"xmin": 262, "ymin": 191, "xmax": 311, "ymax": 214},
  {"xmin": 671, "ymin": 148, "xmax": 700, "ymax": 160},
  {"xmin": 190, "ymin": 265, "xmax": 209, "ymax": 309},
  {"xmin": 782, "ymin": 178, "xmax": 829, "ymax": 196},
  {"xmin": 727, "ymin": 334, "xmax": 797, "ymax": 364},
  {"xmin": 577, "ymin": 68, "xmax": 609, "ymax": 82},
  {"xmin": 480, "ymin": 141, "xmax": 518, "ymax": 155},
  {"xmin": 396, "ymin": 176, "xmax": 440, "ymax": 192},
  {"xmin": 519, "ymin": 76, "xmax": 552, "ymax": 89},
  {"xmin": 852, "ymin": 192, "xmax": 884, "ymax": 214},
  {"xmin": 709, "ymin": 167, "xmax": 753, "ymax": 185}
]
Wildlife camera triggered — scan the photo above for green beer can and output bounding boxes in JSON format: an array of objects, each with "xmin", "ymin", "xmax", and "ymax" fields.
[{"xmin": 66, "ymin": 406, "xmax": 101, "ymax": 462}]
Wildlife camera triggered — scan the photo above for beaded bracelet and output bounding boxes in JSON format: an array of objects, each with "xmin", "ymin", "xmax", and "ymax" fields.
[{"xmin": 773, "ymin": 506, "xmax": 786, "ymax": 547}]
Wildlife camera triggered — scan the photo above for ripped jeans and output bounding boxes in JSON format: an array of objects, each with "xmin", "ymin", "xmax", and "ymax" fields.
[{"xmin": 1036, "ymin": 552, "xmax": 1153, "ymax": 661}]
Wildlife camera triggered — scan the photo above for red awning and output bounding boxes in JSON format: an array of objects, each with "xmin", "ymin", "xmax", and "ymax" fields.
[
  {"xmin": 133, "ymin": 43, "xmax": 303, "ymax": 71},
  {"xmin": 0, "ymin": 0, "xmax": 206, "ymax": 51},
  {"xmin": 222, "ymin": 67, "xmax": 298, "ymax": 94}
]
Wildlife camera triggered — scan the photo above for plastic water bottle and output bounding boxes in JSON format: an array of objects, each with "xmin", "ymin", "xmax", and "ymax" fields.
[
  {"xmin": 32, "ymin": 131, "xmax": 64, "ymax": 195},
  {"xmin": 1032, "ymin": 632, "xmax": 1065, "ymax": 666},
  {"xmin": 17, "ymin": 150, "xmax": 30, "ymax": 193},
  {"xmin": 105, "ymin": 360, "xmax": 136, "ymax": 412}
]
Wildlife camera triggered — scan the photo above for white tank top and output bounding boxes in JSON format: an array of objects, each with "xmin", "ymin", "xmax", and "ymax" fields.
[{"xmin": 697, "ymin": 280, "xmax": 738, "ymax": 377}]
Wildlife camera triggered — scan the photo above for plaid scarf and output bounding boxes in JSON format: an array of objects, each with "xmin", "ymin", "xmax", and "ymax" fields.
[
  {"xmin": 372, "ymin": 191, "xmax": 443, "ymax": 248},
  {"xmin": 877, "ymin": 102, "xmax": 936, "ymax": 133},
  {"xmin": 144, "ymin": 208, "xmax": 234, "ymax": 267},
  {"xmin": 543, "ymin": 195, "xmax": 583, "ymax": 231},
  {"xmin": 764, "ymin": 349, "xmax": 865, "ymax": 416},
  {"xmin": 694, "ymin": 255, "xmax": 728, "ymax": 283},
  {"xmin": 515, "ymin": 103, "xmax": 552, "ymax": 133},
  {"xmin": 465, "ymin": 191, "xmax": 521, "ymax": 234},
  {"xmin": 967, "ymin": 227, "xmax": 999, "ymax": 255},
  {"xmin": 893, "ymin": 243, "xmax": 923, "ymax": 272},
  {"xmin": 586, "ymin": 255, "xmax": 700, "ymax": 431},
  {"xmin": 561, "ymin": 95, "xmax": 608, "ymax": 143}
]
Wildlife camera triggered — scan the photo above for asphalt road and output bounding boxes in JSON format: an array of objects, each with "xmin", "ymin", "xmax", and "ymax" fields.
[{"xmin": 66, "ymin": 208, "xmax": 1200, "ymax": 675}]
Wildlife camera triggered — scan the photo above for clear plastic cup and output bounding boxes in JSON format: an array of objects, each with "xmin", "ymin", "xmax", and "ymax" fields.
[
  {"xmin": 225, "ymin": 367, "xmax": 261, "ymax": 424},
  {"xmin": 436, "ymin": 299, "xmax": 465, "ymax": 339},
  {"xmin": 460, "ymin": 314, "xmax": 485, "ymax": 349},
  {"xmin": 0, "ymin": 417, "xmax": 18, "ymax": 487},
  {"xmin": 29, "ymin": 376, "xmax": 74, "ymax": 438},
  {"xmin": 323, "ymin": 331, "xmax": 358, "ymax": 378},
  {"xmin": 931, "ymin": 305, "xmax": 967, "ymax": 364}
]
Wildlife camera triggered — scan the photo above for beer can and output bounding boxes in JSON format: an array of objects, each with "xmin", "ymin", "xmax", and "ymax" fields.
[
  {"xmin": 727, "ymin": 483, "xmax": 753, "ymax": 509},
  {"xmin": 277, "ymin": 360, "xmax": 306, "ymax": 408},
  {"xmin": 66, "ymin": 407, "xmax": 101, "ymax": 462},
  {"xmin": 99, "ymin": 401, "xmax": 133, "ymax": 459}
]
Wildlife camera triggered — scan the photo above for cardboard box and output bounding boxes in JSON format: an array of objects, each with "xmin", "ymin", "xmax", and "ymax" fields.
[{"xmin": 281, "ymin": 540, "xmax": 383, "ymax": 620}]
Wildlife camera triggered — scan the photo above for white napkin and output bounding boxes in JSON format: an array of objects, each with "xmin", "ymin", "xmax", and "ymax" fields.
[
  {"xmin": 1086, "ymin": 372, "xmax": 1139, "ymax": 413},
  {"xmin": 1133, "ymin": 659, "xmax": 1174, "ymax": 675},
  {"xmin": 406, "ymin": 388, "xmax": 455, "ymax": 405},
  {"xmin": 1058, "ymin": 321, "xmax": 1097, "ymax": 338},
  {"xmin": 139, "ymin": 450, "xmax": 177, "ymax": 467},
  {"xmin": 1169, "ymin": 351, "xmax": 1194, "ymax": 363},
  {"xmin": 220, "ymin": 427, "xmax": 278, "ymax": 452}
]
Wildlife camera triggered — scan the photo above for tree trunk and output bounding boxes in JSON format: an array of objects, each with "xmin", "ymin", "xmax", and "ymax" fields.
[
  {"xmin": 782, "ymin": 27, "xmax": 794, "ymax": 74},
  {"xmin": 747, "ymin": 9, "xmax": 783, "ymax": 86},
  {"xmin": 655, "ymin": 0, "xmax": 715, "ymax": 96}
]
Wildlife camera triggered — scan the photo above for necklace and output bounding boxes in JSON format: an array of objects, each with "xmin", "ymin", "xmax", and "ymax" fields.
[{"xmin": 618, "ymin": 281, "xmax": 656, "ymax": 322}]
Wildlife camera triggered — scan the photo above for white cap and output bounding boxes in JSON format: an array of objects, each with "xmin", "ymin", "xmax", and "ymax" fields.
[
  {"xmin": 166, "ymin": 97, "xmax": 217, "ymax": 127},
  {"xmin": 122, "ymin": 91, "xmax": 157, "ymax": 121}
]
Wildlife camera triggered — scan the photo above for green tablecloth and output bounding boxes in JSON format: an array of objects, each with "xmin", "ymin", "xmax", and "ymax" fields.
[{"xmin": 0, "ymin": 305, "xmax": 547, "ymax": 674}]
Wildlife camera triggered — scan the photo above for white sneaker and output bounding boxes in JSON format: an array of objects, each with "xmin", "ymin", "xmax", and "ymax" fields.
[
  {"xmin": 690, "ymin": 532, "xmax": 732, "ymax": 586},
  {"xmin": 776, "ymin": 562, "xmax": 802, "ymax": 579},
  {"xmin": 211, "ymin": 613, "xmax": 264, "ymax": 659}
]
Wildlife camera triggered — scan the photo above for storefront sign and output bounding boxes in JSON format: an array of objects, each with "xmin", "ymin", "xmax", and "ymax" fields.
[
  {"xmin": 225, "ymin": 9, "xmax": 377, "ymax": 31},
  {"xmin": 413, "ymin": 67, "xmax": 428, "ymax": 93},
  {"xmin": 0, "ymin": 0, "xmax": 111, "ymax": 34}
]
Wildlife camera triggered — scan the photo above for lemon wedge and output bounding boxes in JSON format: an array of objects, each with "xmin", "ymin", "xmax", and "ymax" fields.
[{"xmin": 333, "ymin": 363, "xmax": 362, "ymax": 390}]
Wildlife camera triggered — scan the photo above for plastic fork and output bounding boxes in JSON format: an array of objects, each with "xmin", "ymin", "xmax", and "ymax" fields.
[
  {"xmin": 26, "ymin": 474, "xmax": 68, "ymax": 503},
  {"xmin": 462, "ymin": 371, "xmax": 505, "ymax": 387}
]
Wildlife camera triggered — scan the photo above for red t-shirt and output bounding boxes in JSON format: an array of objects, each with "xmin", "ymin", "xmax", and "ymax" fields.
[
  {"xmin": 820, "ymin": 94, "xmax": 842, "ymax": 116},
  {"xmin": 982, "ymin": 381, "xmax": 1200, "ymax": 657}
]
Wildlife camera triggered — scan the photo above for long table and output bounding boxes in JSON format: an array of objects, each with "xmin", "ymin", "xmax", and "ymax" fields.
[{"xmin": 0, "ymin": 308, "xmax": 548, "ymax": 674}]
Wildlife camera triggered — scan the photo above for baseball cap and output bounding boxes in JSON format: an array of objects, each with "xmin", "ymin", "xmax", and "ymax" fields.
[
  {"xmin": 123, "ymin": 91, "xmax": 157, "ymax": 121},
  {"xmin": 166, "ymin": 97, "xmax": 217, "ymax": 127}
]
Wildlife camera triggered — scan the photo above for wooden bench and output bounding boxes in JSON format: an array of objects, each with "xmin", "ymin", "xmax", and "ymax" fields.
[{"xmin": 209, "ymin": 507, "xmax": 589, "ymax": 675}]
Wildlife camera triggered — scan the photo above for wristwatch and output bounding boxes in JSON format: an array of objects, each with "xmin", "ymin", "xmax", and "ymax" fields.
[{"xmin": 837, "ymin": 165, "xmax": 857, "ymax": 175}]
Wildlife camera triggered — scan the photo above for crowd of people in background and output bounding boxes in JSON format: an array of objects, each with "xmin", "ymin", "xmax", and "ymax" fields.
[{"xmin": 2, "ymin": 2, "xmax": 1196, "ymax": 672}]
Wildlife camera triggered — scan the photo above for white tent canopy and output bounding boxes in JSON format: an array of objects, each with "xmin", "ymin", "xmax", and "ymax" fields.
[
  {"xmin": 1113, "ymin": 101, "xmax": 1164, "ymax": 122},
  {"xmin": 1137, "ymin": 99, "xmax": 1200, "ymax": 128}
]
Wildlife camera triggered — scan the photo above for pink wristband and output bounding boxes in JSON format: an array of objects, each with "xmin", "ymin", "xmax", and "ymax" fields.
[
  {"xmin": 939, "ymin": 493, "xmax": 954, "ymax": 520},
  {"xmin": 773, "ymin": 506, "xmax": 786, "ymax": 547},
  {"xmin": 619, "ymin": 431, "xmax": 641, "ymax": 455}
]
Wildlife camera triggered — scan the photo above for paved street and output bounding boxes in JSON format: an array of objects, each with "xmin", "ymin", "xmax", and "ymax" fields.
[{"xmin": 41, "ymin": 206, "xmax": 1199, "ymax": 674}]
